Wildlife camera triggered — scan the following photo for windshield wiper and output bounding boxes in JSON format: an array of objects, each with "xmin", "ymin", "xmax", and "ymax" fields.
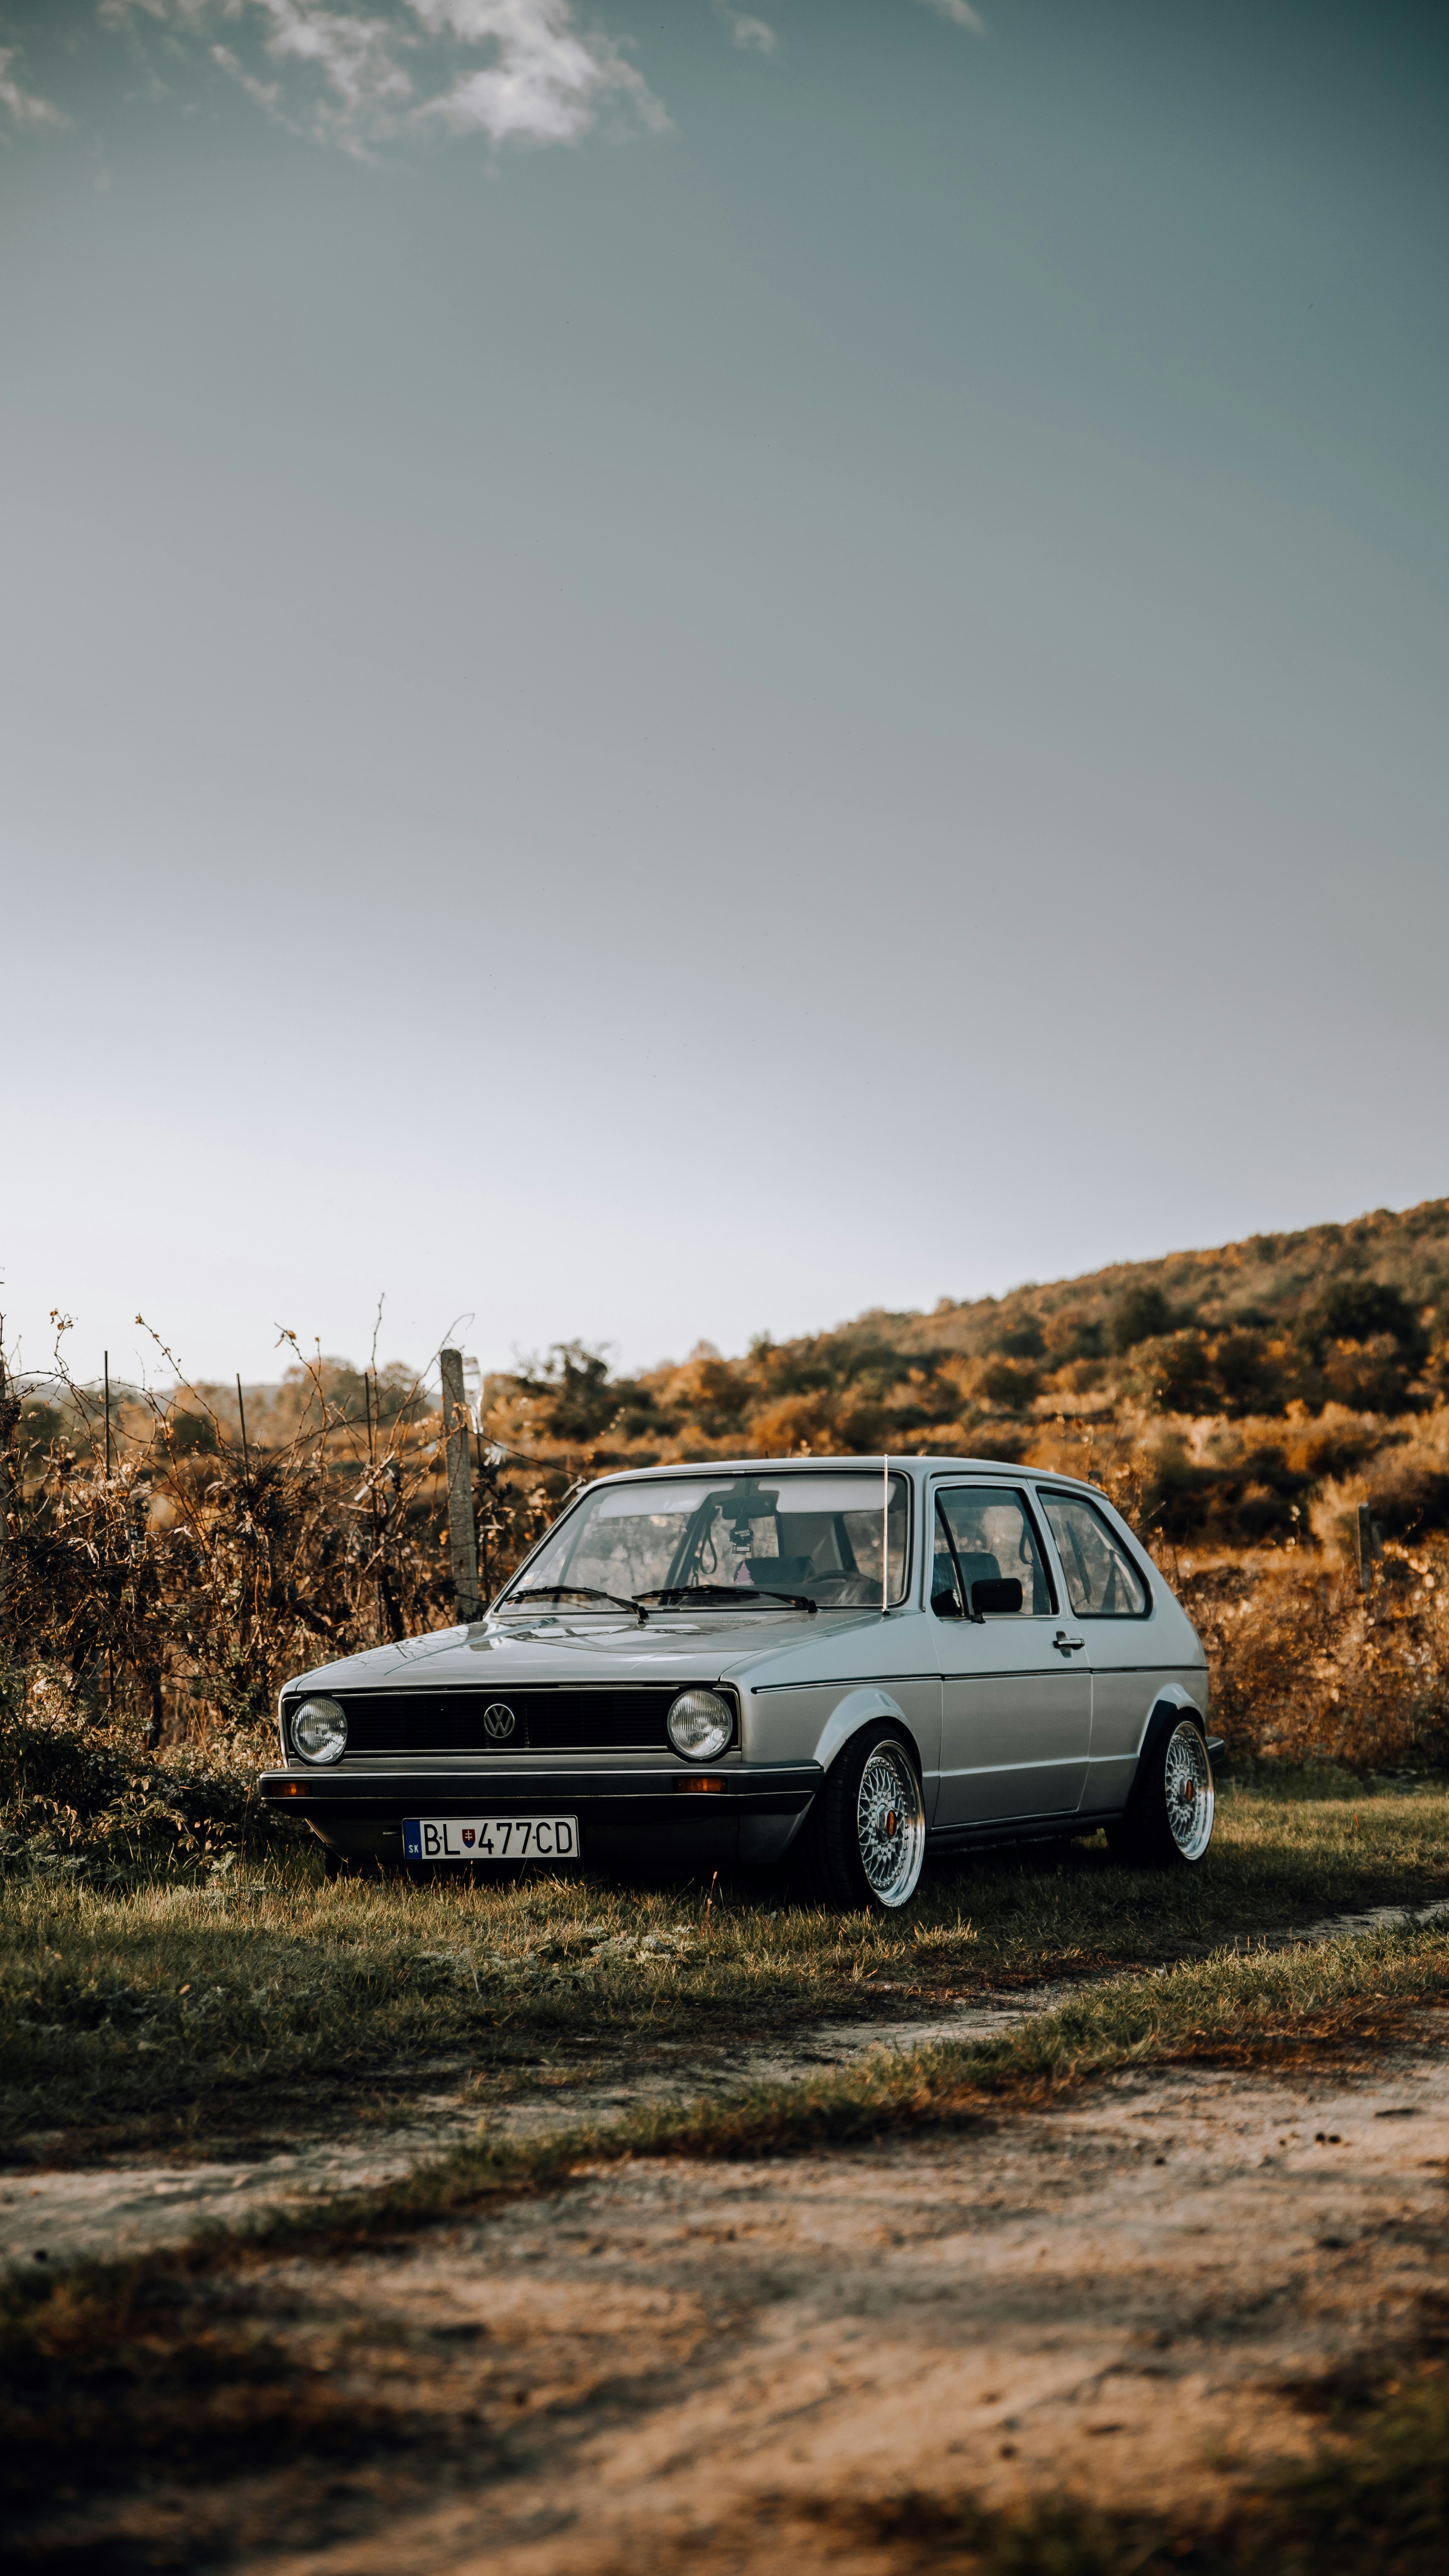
[
  {"xmin": 505, "ymin": 1585, "xmax": 648, "ymax": 1624},
  {"xmin": 633, "ymin": 1584, "xmax": 817, "ymax": 1614}
]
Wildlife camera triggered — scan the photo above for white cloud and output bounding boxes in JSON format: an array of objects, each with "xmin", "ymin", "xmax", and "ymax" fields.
[
  {"xmin": 723, "ymin": 11, "xmax": 777, "ymax": 54},
  {"xmin": 915, "ymin": 0, "xmax": 986, "ymax": 33},
  {"xmin": 256, "ymin": 3, "xmax": 415, "ymax": 123},
  {"xmin": 94, "ymin": 1, "xmax": 666, "ymax": 149},
  {"xmin": 0, "ymin": 46, "xmax": 67, "ymax": 127},
  {"xmin": 416, "ymin": 0, "xmax": 667, "ymax": 143},
  {"xmin": 209, "ymin": 46, "xmax": 285, "ymax": 116}
]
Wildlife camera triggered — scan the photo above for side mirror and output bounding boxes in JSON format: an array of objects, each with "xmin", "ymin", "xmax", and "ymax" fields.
[
  {"xmin": 931, "ymin": 1588, "xmax": 964, "ymax": 1619},
  {"xmin": 972, "ymin": 1577, "xmax": 1023, "ymax": 1617}
]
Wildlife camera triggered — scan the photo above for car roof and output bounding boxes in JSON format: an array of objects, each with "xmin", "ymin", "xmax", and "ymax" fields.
[{"xmin": 583, "ymin": 1455, "xmax": 1109, "ymax": 1502}]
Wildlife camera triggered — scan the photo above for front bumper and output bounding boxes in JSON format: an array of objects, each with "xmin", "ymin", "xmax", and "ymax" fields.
[{"xmin": 258, "ymin": 1760, "xmax": 823, "ymax": 1867}]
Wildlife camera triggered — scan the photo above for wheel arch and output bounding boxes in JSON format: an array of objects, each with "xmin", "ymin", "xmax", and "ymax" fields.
[
  {"xmin": 813, "ymin": 1687, "xmax": 924, "ymax": 1780},
  {"xmin": 1122, "ymin": 1692, "xmax": 1212, "ymax": 1822},
  {"xmin": 1133, "ymin": 1683, "xmax": 1207, "ymax": 1763}
]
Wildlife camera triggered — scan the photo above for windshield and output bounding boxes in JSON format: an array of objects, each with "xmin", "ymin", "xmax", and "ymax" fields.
[{"xmin": 503, "ymin": 1471, "xmax": 911, "ymax": 1610}]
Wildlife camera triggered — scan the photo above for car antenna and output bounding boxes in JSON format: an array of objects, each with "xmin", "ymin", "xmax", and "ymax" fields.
[{"xmin": 882, "ymin": 1450, "xmax": 889, "ymax": 1615}]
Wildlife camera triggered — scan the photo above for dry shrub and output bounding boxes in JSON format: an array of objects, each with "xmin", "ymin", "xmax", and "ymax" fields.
[
  {"xmin": 1178, "ymin": 1544, "xmax": 1449, "ymax": 1771},
  {"xmin": 0, "ymin": 1653, "xmax": 273, "ymax": 1878},
  {"xmin": 1309, "ymin": 1475, "xmax": 1372, "ymax": 1562},
  {"xmin": 0, "ymin": 1333, "xmax": 570, "ymax": 1869}
]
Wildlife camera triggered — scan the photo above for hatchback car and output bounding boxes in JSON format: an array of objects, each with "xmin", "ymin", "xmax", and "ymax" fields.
[{"xmin": 261, "ymin": 1456, "xmax": 1220, "ymax": 1909}]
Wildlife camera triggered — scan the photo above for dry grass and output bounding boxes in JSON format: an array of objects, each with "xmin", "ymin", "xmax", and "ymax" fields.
[
  {"xmin": 0, "ymin": 1331, "xmax": 563, "ymax": 1746},
  {"xmin": 1179, "ymin": 1543, "xmax": 1449, "ymax": 1767},
  {"xmin": 4, "ymin": 1777, "xmax": 1447, "ymax": 2160}
]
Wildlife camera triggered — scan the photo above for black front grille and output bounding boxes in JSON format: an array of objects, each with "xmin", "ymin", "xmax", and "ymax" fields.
[{"xmin": 290, "ymin": 1686, "xmax": 732, "ymax": 1756}]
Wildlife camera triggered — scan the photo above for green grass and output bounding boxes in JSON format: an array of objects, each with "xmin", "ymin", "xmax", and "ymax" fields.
[
  {"xmin": 206, "ymin": 1913, "xmax": 1449, "ymax": 2241},
  {"xmin": 3, "ymin": 1777, "xmax": 1447, "ymax": 2159}
]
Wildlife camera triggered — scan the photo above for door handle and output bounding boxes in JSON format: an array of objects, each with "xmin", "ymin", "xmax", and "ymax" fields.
[{"xmin": 1053, "ymin": 1631, "xmax": 1085, "ymax": 1653}]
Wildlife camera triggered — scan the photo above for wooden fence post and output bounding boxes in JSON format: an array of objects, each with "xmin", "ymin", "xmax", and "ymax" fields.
[
  {"xmin": 0, "ymin": 1354, "xmax": 19, "ymax": 1633},
  {"xmin": 1357, "ymin": 1502, "xmax": 1374, "ymax": 1598},
  {"xmin": 440, "ymin": 1348, "xmax": 480, "ymax": 1623}
]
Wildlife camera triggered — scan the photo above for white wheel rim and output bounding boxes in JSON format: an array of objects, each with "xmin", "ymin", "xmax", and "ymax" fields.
[
  {"xmin": 1164, "ymin": 1720, "xmax": 1213, "ymax": 1860},
  {"xmin": 856, "ymin": 1743, "xmax": 925, "ymax": 1906}
]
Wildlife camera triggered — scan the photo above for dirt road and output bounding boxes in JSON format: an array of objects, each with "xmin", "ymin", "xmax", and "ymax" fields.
[
  {"xmin": 0, "ymin": 1992, "xmax": 1064, "ymax": 2271},
  {"xmin": 22, "ymin": 2018, "xmax": 1449, "ymax": 2574},
  {"xmin": 12, "ymin": 1896, "xmax": 1444, "ymax": 2274}
]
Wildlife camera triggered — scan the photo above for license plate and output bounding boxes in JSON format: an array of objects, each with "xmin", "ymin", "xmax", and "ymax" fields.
[{"xmin": 402, "ymin": 1815, "xmax": 579, "ymax": 1862}]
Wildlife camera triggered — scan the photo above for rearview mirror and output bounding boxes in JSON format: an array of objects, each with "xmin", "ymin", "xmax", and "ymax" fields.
[{"xmin": 972, "ymin": 1578, "xmax": 1023, "ymax": 1617}]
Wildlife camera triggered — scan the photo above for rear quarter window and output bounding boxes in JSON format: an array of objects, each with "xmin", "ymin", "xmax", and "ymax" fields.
[{"xmin": 1037, "ymin": 1492, "xmax": 1150, "ymax": 1617}]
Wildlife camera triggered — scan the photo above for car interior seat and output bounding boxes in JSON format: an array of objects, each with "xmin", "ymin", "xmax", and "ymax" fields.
[{"xmin": 742, "ymin": 1556, "xmax": 817, "ymax": 1590}]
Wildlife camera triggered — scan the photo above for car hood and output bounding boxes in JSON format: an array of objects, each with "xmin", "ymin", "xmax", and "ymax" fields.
[{"xmin": 284, "ymin": 1606, "xmax": 887, "ymax": 1696}]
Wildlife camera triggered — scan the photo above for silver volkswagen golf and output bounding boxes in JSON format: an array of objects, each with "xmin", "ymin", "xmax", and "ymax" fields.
[{"xmin": 261, "ymin": 1457, "xmax": 1220, "ymax": 1909}]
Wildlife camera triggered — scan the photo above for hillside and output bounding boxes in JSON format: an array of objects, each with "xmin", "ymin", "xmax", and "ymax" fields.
[
  {"xmin": 484, "ymin": 1195, "xmax": 1449, "ymax": 1551},
  {"xmin": 14, "ymin": 1194, "xmax": 1449, "ymax": 1563},
  {"xmin": 894, "ymin": 1195, "xmax": 1449, "ymax": 1357}
]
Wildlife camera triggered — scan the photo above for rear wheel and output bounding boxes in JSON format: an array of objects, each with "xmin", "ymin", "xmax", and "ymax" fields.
[
  {"xmin": 1110, "ymin": 1715, "xmax": 1215, "ymax": 1868},
  {"xmin": 805, "ymin": 1724, "xmax": 926, "ymax": 1911}
]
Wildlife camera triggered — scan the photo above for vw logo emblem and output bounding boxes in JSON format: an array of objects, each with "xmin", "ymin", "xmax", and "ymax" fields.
[{"xmin": 483, "ymin": 1702, "xmax": 517, "ymax": 1741}]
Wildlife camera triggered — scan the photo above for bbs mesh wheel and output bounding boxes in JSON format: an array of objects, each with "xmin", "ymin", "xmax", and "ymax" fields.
[
  {"xmin": 1110, "ymin": 1714, "xmax": 1215, "ymax": 1869},
  {"xmin": 805, "ymin": 1722, "xmax": 926, "ymax": 1912}
]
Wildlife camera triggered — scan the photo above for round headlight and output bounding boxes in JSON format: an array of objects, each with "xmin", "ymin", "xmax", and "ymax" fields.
[
  {"xmin": 290, "ymin": 1697, "xmax": 348, "ymax": 1765},
  {"xmin": 667, "ymin": 1689, "xmax": 733, "ymax": 1761}
]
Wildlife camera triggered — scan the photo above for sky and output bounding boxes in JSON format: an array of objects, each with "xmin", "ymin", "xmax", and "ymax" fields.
[{"xmin": 2, "ymin": 1, "xmax": 1447, "ymax": 1396}]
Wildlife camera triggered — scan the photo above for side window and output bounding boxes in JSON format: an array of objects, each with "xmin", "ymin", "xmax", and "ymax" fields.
[
  {"xmin": 935, "ymin": 1488, "xmax": 1056, "ymax": 1617},
  {"xmin": 1039, "ymin": 1493, "xmax": 1149, "ymax": 1617}
]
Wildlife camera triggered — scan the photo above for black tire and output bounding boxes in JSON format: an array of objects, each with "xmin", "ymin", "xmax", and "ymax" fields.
[
  {"xmin": 799, "ymin": 1722, "xmax": 927, "ymax": 1912},
  {"xmin": 1110, "ymin": 1714, "xmax": 1215, "ymax": 1869}
]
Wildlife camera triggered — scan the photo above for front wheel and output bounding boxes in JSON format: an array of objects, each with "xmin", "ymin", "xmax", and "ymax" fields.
[
  {"xmin": 1110, "ymin": 1715, "xmax": 1215, "ymax": 1868},
  {"xmin": 805, "ymin": 1724, "xmax": 927, "ymax": 1911}
]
